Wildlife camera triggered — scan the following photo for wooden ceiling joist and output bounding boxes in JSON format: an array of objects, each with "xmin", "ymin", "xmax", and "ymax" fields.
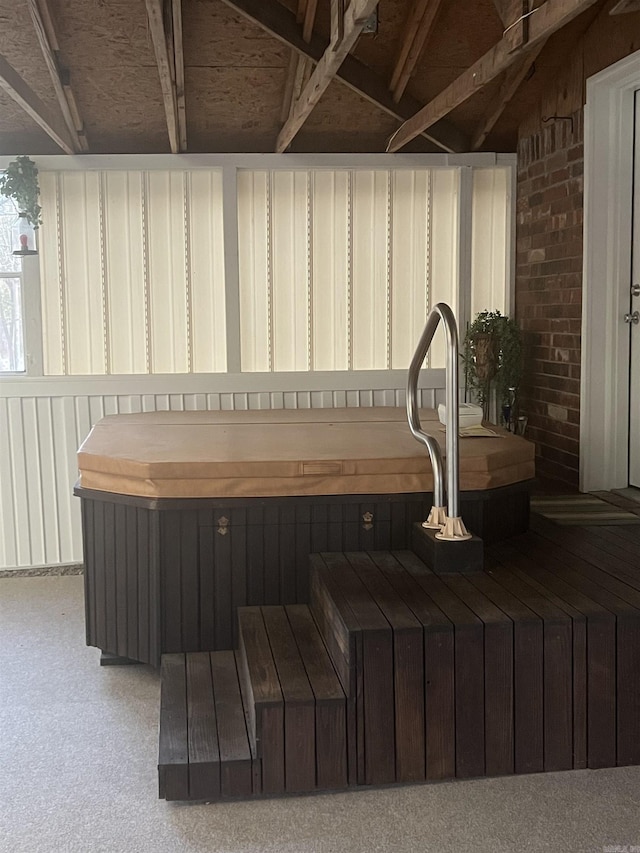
[
  {"xmin": 0, "ymin": 52, "xmax": 74, "ymax": 154},
  {"xmin": 281, "ymin": 51, "xmax": 300, "ymax": 122},
  {"xmin": 387, "ymin": 0, "xmax": 600, "ymax": 152},
  {"xmin": 144, "ymin": 0, "xmax": 180, "ymax": 153},
  {"xmin": 389, "ymin": 0, "xmax": 444, "ymax": 103},
  {"xmin": 282, "ymin": 0, "xmax": 318, "ymax": 129},
  {"xmin": 471, "ymin": 41, "xmax": 545, "ymax": 150},
  {"xmin": 302, "ymin": 0, "xmax": 319, "ymax": 43},
  {"xmin": 220, "ymin": 0, "xmax": 468, "ymax": 153},
  {"xmin": 276, "ymin": 0, "xmax": 380, "ymax": 153},
  {"xmin": 171, "ymin": 0, "xmax": 187, "ymax": 152},
  {"xmin": 491, "ymin": 0, "xmax": 519, "ymax": 26},
  {"xmin": 25, "ymin": 0, "xmax": 86, "ymax": 152},
  {"xmin": 609, "ymin": 0, "xmax": 640, "ymax": 12}
]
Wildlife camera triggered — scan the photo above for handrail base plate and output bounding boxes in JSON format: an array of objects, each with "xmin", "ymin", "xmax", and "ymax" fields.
[{"xmin": 411, "ymin": 522, "xmax": 483, "ymax": 574}]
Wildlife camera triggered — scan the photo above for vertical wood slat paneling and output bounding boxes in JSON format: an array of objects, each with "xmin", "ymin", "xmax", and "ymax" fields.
[
  {"xmin": 39, "ymin": 170, "xmax": 227, "ymax": 376},
  {"xmin": 0, "ymin": 385, "xmax": 443, "ymax": 570}
]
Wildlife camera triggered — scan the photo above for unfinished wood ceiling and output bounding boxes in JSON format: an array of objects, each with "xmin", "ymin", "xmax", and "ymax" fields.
[{"xmin": 0, "ymin": 0, "xmax": 633, "ymax": 155}]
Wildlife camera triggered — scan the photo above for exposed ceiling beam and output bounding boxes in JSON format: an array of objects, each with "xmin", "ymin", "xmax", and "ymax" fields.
[
  {"xmin": 145, "ymin": 0, "xmax": 179, "ymax": 154},
  {"xmin": 280, "ymin": 51, "xmax": 299, "ymax": 122},
  {"xmin": 276, "ymin": 0, "xmax": 379, "ymax": 153},
  {"xmin": 220, "ymin": 0, "xmax": 468, "ymax": 152},
  {"xmin": 387, "ymin": 0, "xmax": 600, "ymax": 153},
  {"xmin": 281, "ymin": 54, "xmax": 312, "ymax": 122},
  {"xmin": 25, "ymin": 0, "xmax": 86, "ymax": 153},
  {"xmin": 609, "ymin": 0, "xmax": 640, "ymax": 11},
  {"xmin": 490, "ymin": 0, "xmax": 532, "ymax": 51},
  {"xmin": 491, "ymin": 0, "xmax": 517, "ymax": 25},
  {"xmin": 389, "ymin": 0, "xmax": 444, "ymax": 103},
  {"xmin": 282, "ymin": 0, "xmax": 318, "ymax": 125},
  {"xmin": 302, "ymin": 0, "xmax": 319, "ymax": 42},
  {"xmin": 471, "ymin": 42, "xmax": 545, "ymax": 150},
  {"xmin": 171, "ymin": 0, "xmax": 187, "ymax": 151},
  {"xmin": 0, "ymin": 52, "xmax": 74, "ymax": 154}
]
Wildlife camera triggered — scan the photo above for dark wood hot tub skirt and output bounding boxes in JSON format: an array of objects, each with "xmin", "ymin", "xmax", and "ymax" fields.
[{"xmin": 76, "ymin": 482, "xmax": 531, "ymax": 667}]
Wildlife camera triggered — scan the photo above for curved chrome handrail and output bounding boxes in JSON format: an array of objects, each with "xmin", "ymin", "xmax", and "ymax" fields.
[{"xmin": 406, "ymin": 302, "xmax": 471, "ymax": 541}]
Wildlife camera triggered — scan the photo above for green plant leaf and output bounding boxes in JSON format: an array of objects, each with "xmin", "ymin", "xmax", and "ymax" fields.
[{"xmin": 0, "ymin": 156, "xmax": 42, "ymax": 228}]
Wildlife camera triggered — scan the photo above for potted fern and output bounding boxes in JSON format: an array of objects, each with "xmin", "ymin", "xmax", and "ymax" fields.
[
  {"xmin": 462, "ymin": 310, "xmax": 524, "ymax": 431},
  {"xmin": 0, "ymin": 155, "xmax": 42, "ymax": 254}
]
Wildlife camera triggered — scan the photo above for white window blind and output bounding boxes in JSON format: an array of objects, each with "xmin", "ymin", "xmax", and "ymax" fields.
[
  {"xmin": 471, "ymin": 167, "xmax": 510, "ymax": 317},
  {"xmin": 38, "ymin": 170, "xmax": 227, "ymax": 375},
  {"xmin": 237, "ymin": 168, "xmax": 460, "ymax": 372},
  {"xmin": 33, "ymin": 161, "xmax": 510, "ymax": 378}
]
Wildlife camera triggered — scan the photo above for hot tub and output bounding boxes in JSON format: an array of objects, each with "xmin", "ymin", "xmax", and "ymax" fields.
[{"xmin": 75, "ymin": 407, "xmax": 534, "ymax": 666}]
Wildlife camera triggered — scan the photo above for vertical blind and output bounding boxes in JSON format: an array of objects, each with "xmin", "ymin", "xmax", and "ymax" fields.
[
  {"xmin": 37, "ymin": 165, "xmax": 510, "ymax": 376},
  {"xmin": 39, "ymin": 170, "xmax": 227, "ymax": 375},
  {"xmin": 237, "ymin": 168, "xmax": 461, "ymax": 372}
]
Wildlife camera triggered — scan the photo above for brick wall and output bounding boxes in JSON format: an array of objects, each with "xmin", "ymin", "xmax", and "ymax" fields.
[{"xmin": 516, "ymin": 109, "xmax": 584, "ymax": 488}]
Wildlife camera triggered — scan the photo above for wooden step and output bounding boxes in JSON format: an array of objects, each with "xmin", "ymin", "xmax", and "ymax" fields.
[
  {"xmin": 310, "ymin": 551, "xmax": 427, "ymax": 785},
  {"xmin": 236, "ymin": 605, "xmax": 347, "ymax": 794},
  {"xmin": 159, "ymin": 534, "xmax": 640, "ymax": 803},
  {"xmin": 309, "ymin": 550, "xmax": 536, "ymax": 783},
  {"xmin": 158, "ymin": 651, "xmax": 258, "ymax": 801}
]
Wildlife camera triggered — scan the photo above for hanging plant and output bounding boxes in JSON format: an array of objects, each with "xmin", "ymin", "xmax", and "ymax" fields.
[
  {"xmin": 0, "ymin": 155, "xmax": 42, "ymax": 229},
  {"xmin": 462, "ymin": 310, "xmax": 524, "ymax": 427}
]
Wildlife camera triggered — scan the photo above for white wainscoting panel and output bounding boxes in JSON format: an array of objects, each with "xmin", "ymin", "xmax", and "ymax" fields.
[{"xmin": 0, "ymin": 377, "xmax": 445, "ymax": 570}]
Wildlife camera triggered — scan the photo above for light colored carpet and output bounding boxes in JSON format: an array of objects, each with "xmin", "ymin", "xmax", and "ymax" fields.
[{"xmin": 2, "ymin": 576, "xmax": 640, "ymax": 853}]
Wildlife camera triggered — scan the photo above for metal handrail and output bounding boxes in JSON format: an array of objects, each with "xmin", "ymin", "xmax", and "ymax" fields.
[{"xmin": 406, "ymin": 302, "xmax": 471, "ymax": 541}]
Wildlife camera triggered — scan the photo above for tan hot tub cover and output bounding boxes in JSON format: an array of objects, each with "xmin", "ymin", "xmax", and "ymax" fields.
[{"xmin": 77, "ymin": 407, "xmax": 535, "ymax": 499}]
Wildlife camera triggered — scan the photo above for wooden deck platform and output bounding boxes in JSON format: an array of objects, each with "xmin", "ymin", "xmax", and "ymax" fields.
[{"xmin": 158, "ymin": 519, "xmax": 640, "ymax": 801}]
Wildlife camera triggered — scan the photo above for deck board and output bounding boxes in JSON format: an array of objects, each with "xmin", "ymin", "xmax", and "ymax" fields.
[{"xmin": 160, "ymin": 520, "xmax": 640, "ymax": 802}]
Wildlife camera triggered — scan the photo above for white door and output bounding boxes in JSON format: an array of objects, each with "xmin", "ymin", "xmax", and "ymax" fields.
[{"xmin": 629, "ymin": 90, "xmax": 640, "ymax": 486}]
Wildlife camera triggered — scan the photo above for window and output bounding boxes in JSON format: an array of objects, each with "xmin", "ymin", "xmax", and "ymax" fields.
[
  {"xmin": 34, "ymin": 161, "xmax": 512, "ymax": 378},
  {"xmin": 237, "ymin": 168, "xmax": 462, "ymax": 372},
  {"xmin": 38, "ymin": 170, "xmax": 227, "ymax": 375},
  {"xmin": 0, "ymin": 195, "xmax": 25, "ymax": 373}
]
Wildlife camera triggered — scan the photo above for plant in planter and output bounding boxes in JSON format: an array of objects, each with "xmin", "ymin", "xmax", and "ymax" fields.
[
  {"xmin": 0, "ymin": 155, "xmax": 42, "ymax": 254},
  {"xmin": 462, "ymin": 310, "xmax": 524, "ymax": 431}
]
